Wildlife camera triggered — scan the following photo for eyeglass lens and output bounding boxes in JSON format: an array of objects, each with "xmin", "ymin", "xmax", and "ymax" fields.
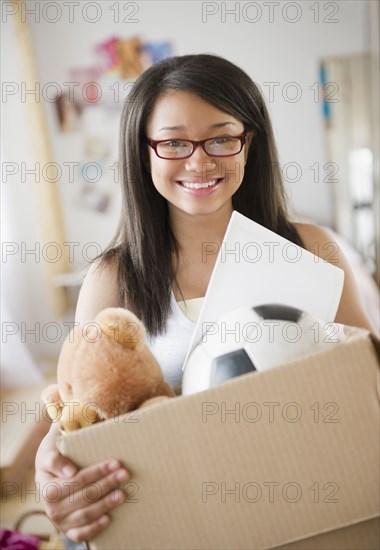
[{"xmin": 157, "ymin": 137, "xmax": 242, "ymax": 158}]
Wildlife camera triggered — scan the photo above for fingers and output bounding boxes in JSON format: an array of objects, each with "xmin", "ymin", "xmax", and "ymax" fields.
[
  {"xmin": 36, "ymin": 427, "xmax": 130, "ymax": 540},
  {"xmin": 46, "ymin": 481, "xmax": 126, "ymax": 542},
  {"xmin": 44, "ymin": 461, "xmax": 129, "ymax": 518},
  {"xmin": 43, "ymin": 449, "xmax": 78, "ymax": 479},
  {"xmin": 45, "ymin": 485, "xmax": 124, "ymax": 529},
  {"xmin": 35, "ymin": 425, "xmax": 78, "ymax": 479},
  {"xmin": 75, "ymin": 462, "xmax": 129, "ymax": 500},
  {"xmin": 66, "ymin": 514, "xmax": 111, "ymax": 543},
  {"xmin": 44, "ymin": 460, "xmax": 129, "ymax": 531},
  {"xmin": 67, "ymin": 488, "xmax": 125, "ymax": 528},
  {"xmin": 72, "ymin": 459, "xmax": 126, "ymax": 490}
]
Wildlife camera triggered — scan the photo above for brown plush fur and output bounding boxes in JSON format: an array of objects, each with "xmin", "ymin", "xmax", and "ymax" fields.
[{"xmin": 41, "ymin": 308, "xmax": 175, "ymax": 431}]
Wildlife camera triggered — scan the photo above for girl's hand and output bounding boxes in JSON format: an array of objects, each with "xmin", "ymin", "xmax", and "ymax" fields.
[{"xmin": 35, "ymin": 424, "xmax": 129, "ymax": 542}]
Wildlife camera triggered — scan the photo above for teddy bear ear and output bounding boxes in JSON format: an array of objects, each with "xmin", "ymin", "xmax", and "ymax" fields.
[
  {"xmin": 101, "ymin": 322, "xmax": 142, "ymax": 349},
  {"xmin": 96, "ymin": 308, "xmax": 145, "ymax": 349}
]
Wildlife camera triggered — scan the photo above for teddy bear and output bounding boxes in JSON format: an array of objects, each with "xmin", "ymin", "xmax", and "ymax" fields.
[{"xmin": 41, "ymin": 308, "xmax": 175, "ymax": 432}]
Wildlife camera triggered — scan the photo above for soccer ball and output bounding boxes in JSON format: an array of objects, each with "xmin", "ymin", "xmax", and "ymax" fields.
[{"xmin": 182, "ymin": 304, "xmax": 348, "ymax": 396}]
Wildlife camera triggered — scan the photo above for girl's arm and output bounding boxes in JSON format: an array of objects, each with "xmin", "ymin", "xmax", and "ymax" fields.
[
  {"xmin": 36, "ymin": 258, "xmax": 128, "ymax": 542},
  {"xmin": 75, "ymin": 259, "xmax": 119, "ymax": 325},
  {"xmin": 295, "ymin": 223, "xmax": 378, "ymax": 335}
]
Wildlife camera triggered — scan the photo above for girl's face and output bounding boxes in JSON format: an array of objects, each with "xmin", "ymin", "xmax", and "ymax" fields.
[{"xmin": 146, "ymin": 90, "xmax": 252, "ymax": 218}]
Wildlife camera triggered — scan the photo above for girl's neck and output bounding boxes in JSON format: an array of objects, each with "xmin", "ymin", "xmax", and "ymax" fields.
[
  {"xmin": 169, "ymin": 203, "xmax": 234, "ymax": 301},
  {"xmin": 169, "ymin": 204, "xmax": 233, "ymax": 257}
]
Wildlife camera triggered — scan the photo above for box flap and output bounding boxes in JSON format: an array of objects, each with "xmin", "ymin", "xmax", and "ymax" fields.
[{"xmin": 58, "ymin": 333, "xmax": 380, "ymax": 549}]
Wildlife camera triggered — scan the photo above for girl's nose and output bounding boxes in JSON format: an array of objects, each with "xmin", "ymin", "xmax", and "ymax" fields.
[{"xmin": 184, "ymin": 146, "xmax": 217, "ymax": 174}]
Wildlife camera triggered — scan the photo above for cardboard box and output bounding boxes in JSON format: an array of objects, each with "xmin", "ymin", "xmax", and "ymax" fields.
[{"xmin": 58, "ymin": 329, "xmax": 380, "ymax": 550}]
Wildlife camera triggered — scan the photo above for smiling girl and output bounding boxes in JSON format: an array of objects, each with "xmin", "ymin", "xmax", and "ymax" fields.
[{"xmin": 35, "ymin": 54, "xmax": 376, "ymax": 543}]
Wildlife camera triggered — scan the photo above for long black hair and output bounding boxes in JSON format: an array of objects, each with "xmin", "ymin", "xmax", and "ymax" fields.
[{"xmin": 100, "ymin": 54, "xmax": 304, "ymax": 335}]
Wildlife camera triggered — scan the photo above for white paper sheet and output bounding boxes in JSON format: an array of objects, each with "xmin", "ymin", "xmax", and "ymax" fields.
[{"xmin": 182, "ymin": 211, "xmax": 344, "ymax": 370}]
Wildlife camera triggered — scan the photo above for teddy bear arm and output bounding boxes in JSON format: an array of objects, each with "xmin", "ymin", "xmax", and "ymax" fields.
[
  {"xmin": 160, "ymin": 380, "xmax": 176, "ymax": 398},
  {"xmin": 59, "ymin": 402, "xmax": 102, "ymax": 432},
  {"xmin": 41, "ymin": 384, "xmax": 64, "ymax": 423}
]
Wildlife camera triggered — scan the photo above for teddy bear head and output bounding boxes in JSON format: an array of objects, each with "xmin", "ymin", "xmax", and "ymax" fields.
[{"xmin": 42, "ymin": 308, "xmax": 175, "ymax": 431}]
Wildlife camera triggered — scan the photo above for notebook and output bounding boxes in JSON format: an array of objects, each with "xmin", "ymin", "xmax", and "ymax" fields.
[{"xmin": 182, "ymin": 211, "xmax": 345, "ymax": 370}]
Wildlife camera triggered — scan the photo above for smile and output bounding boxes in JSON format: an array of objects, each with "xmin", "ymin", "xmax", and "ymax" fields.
[{"xmin": 176, "ymin": 178, "xmax": 224, "ymax": 189}]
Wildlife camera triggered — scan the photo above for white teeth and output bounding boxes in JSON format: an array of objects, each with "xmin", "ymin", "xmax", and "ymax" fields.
[{"xmin": 180, "ymin": 179, "xmax": 220, "ymax": 189}]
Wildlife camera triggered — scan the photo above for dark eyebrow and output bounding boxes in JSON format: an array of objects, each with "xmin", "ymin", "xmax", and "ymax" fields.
[
  {"xmin": 209, "ymin": 122, "xmax": 237, "ymax": 129},
  {"xmin": 158, "ymin": 125, "xmax": 186, "ymax": 132},
  {"xmin": 157, "ymin": 121, "xmax": 237, "ymax": 132}
]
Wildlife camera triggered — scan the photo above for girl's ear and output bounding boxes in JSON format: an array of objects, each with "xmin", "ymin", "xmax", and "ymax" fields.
[{"xmin": 244, "ymin": 131, "xmax": 254, "ymax": 162}]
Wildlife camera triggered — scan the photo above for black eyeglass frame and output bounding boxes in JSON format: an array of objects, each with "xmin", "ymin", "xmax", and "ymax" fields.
[{"xmin": 146, "ymin": 132, "xmax": 248, "ymax": 160}]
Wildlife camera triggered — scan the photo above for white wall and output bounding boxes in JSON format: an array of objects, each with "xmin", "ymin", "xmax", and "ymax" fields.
[
  {"xmin": 1, "ymin": 0, "xmax": 373, "ymax": 366},
  {"xmin": 2, "ymin": 15, "xmax": 62, "ymax": 367},
  {"xmin": 28, "ymin": 0, "xmax": 371, "ymax": 232}
]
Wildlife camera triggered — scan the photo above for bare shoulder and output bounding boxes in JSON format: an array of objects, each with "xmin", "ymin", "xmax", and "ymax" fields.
[
  {"xmin": 293, "ymin": 222, "xmax": 377, "ymax": 334},
  {"xmin": 75, "ymin": 258, "xmax": 119, "ymax": 325},
  {"xmin": 294, "ymin": 222, "xmax": 339, "ymax": 259}
]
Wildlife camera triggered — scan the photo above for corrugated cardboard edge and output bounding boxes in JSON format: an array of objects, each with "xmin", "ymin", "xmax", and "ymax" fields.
[
  {"xmin": 57, "ymin": 329, "xmax": 380, "ymax": 550},
  {"xmin": 273, "ymin": 517, "xmax": 380, "ymax": 549}
]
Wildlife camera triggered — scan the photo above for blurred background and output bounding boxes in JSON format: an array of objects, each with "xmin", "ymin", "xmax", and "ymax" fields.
[{"xmin": 1, "ymin": 0, "xmax": 379, "ymax": 538}]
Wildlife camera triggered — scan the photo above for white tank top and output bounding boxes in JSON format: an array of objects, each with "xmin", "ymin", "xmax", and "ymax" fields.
[{"xmin": 146, "ymin": 293, "xmax": 202, "ymax": 394}]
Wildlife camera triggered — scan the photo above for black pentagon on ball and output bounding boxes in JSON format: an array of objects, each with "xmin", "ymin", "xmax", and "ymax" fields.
[
  {"xmin": 210, "ymin": 348, "xmax": 257, "ymax": 387},
  {"xmin": 253, "ymin": 304, "xmax": 303, "ymax": 322}
]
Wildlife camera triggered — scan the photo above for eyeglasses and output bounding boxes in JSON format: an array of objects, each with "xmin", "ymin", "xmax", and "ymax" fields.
[{"xmin": 146, "ymin": 132, "xmax": 247, "ymax": 160}]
